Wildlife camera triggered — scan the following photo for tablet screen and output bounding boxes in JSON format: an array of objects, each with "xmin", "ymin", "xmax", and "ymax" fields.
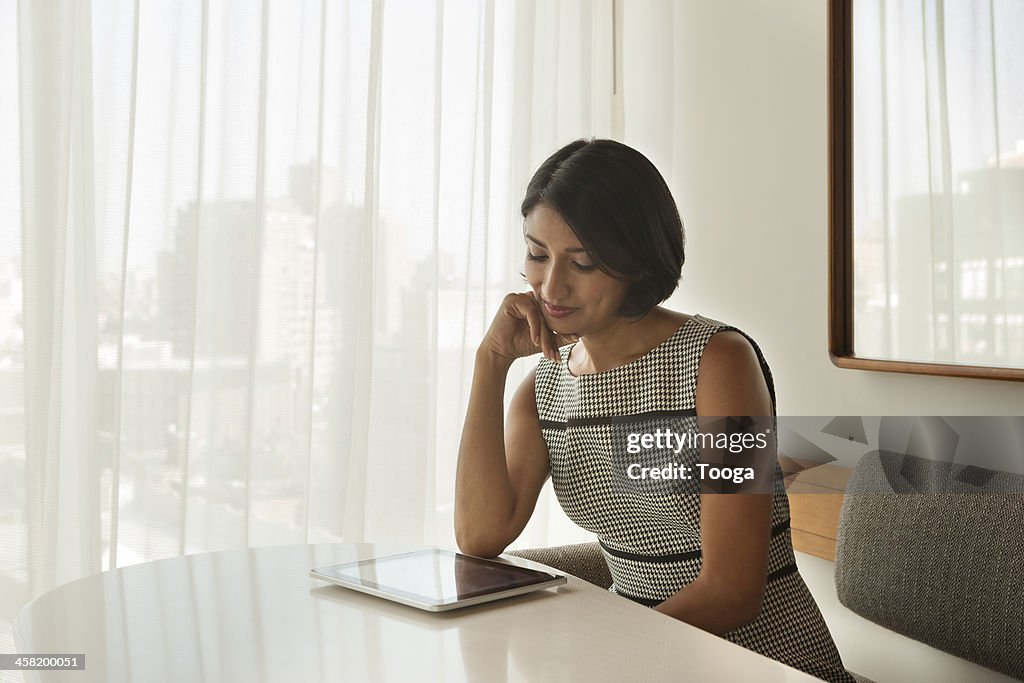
[{"xmin": 312, "ymin": 549, "xmax": 560, "ymax": 605}]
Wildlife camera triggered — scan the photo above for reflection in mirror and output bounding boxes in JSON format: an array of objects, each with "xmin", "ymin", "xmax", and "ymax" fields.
[{"xmin": 832, "ymin": 0, "xmax": 1024, "ymax": 379}]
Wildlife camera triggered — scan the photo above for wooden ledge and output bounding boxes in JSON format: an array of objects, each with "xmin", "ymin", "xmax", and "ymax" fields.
[{"xmin": 782, "ymin": 461, "xmax": 852, "ymax": 561}]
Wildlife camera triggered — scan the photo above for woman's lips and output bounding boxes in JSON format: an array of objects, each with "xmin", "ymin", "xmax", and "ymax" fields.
[{"xmin": 543, "ymin": 301, "xmax": 577, "ymax": 318}]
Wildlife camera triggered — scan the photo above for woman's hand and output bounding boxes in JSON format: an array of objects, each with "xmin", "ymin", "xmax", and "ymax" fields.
[{"xmin": 481, "ymin": 292, "xmax": 578, "ymax": 363}]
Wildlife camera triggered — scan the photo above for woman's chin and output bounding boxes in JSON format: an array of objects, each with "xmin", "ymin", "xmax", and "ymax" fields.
[{"xmin": 552, "ymin": 326, "xmax": 580, "ymax": 338}]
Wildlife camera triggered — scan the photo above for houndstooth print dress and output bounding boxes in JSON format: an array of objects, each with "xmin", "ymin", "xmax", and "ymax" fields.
[{"xmin": 535, "ymin": 314, "xmax": 855, "ymax": 683}]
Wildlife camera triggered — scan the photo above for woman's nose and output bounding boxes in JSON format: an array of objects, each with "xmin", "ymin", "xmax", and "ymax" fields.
[{"xmin": 541, "ymin": 265, "xmax": 570, "ymax": 301}]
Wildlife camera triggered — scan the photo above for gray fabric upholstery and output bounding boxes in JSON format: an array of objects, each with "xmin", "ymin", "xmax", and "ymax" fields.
[
  {"xmin": 835, "ymin": 451, "xmax": 1024, "ymax": 680},
  {"xmin": 506, "ymin": 541, "xmax": 613, "ymax": 589}
]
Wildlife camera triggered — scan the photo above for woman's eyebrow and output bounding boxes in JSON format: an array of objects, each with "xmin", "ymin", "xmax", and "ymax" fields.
[{"xmin": 525, "ymin": 234, "xmax": 587, "ymax": 253}]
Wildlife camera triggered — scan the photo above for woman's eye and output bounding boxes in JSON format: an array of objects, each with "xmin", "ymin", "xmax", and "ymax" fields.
[{"xmin": 527, "ymin": 251, "xmax": 597, "ymax": 272}]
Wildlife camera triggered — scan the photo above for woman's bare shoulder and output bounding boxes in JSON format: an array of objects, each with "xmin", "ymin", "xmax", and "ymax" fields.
[{"xmin": 695, "ymin": 329, "xmax": 770, "ymax": 415}]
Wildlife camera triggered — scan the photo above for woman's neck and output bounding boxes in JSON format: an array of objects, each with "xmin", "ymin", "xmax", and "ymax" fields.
[{"xmin": 569, "ymin": 307, "xmax": 689, "ymax": 375}]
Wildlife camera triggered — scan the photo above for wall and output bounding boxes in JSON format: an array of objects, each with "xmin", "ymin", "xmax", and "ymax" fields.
[{"xmin": 624, "ymin": 0, "xmax": 1024, "ymax": 416}]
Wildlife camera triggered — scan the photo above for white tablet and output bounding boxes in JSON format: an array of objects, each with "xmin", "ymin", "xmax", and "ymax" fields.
[{"xmin": 309, "ymin": 548, "xmax": 567, "ymax": 612}]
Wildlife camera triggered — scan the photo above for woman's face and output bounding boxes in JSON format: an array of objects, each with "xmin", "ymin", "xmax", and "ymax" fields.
[{"xmin": 523, "ymin": 204, "xmax": 630, "ymax": 337}]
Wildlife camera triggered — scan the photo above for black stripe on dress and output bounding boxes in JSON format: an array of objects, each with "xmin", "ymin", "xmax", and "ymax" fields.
[
  {"xmin": 615, "ymin": 563, "xmax": 799, "ymax": 608},
  {"xmin": 538, "ymin": 408, "xmax": 697, "ymax": 431},
  {"xmin": 617, "ymin": 591, "xmax": 663, "ymax": 607},
  {"xmin": 598, "ymin": 520, "xmax": 789, "ymax": 564},
  {"xmin": 766, "ymin": 563, "xmax": 799, "ymax": 583},
  {"xmin": 771, "ymin": 518, "xmax": 790, "ymax": 537},
  {"xmin": 599, "ymin": 539, "xmax": 701, "ymax": 563}
]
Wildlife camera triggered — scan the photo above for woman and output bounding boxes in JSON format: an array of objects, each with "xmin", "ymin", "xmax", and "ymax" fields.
[{"xmin": 454, "ymin": 139, "xmax": 853, "ymax": 682}]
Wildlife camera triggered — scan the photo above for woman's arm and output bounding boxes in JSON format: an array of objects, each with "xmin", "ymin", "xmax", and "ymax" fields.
[
  {"xmin": 454, "ymin": 293, "xmax": 570, "ymax": 557},
  {"xmin": 454, "ymin": 360, "xmax": 550, "ymax": 557},
  {"xmin": 653, "ymin": 330, "xmax": 774, "ymax": 634}
]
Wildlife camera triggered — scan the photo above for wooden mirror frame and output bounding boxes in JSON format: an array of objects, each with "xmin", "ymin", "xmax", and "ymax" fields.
[{"xmin": 827, "ymin": 0, "xmax": 1024, "ymax": 382}]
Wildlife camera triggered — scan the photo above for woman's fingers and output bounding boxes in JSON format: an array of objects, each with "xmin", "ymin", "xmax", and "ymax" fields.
[
  {"xmin": 523, "ymin": 292, "xmax": 559, "ymax": 362},
  {"xmin": 535, "ymin": 315, "xmax": 557, "ymax": 362},
  {"xmin": 548, "ymin": 328, "xmax": 561, "ymax": 360},
  {"xmin": 506, "ymin": 291, "xmax": 576, "ymax": 362},
  {"xmin": 516, "ymin": 297, "xmax": 553, "ymax": 361},
  {"xmin": 529, "ymin": 306, "xmax": 561, "ymax": 362}
]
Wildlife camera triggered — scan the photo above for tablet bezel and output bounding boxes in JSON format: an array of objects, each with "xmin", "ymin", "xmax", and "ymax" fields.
[{"xmin": 309, "ymin": 548, "xmax": 567, "ymax": 612}]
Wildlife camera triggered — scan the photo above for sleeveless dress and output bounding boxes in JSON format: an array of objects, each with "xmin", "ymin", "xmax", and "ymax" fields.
[{"xmin": 534, "ymin": 314, "xmax": 855, "ymax": 683}]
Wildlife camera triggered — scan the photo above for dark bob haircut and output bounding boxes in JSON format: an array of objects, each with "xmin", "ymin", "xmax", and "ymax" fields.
[{"xmin": 520, "ymin": 138, "xmax": 685, "ymax": 318}]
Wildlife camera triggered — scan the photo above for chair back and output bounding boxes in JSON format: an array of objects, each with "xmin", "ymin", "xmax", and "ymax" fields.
[
  {"xmin": 507, "ymin": 542, "xmax": 613, "ymax": 589},
  {"xmin": 835, "ymin": 451, "xmax": 1024, "ymax": 679}
]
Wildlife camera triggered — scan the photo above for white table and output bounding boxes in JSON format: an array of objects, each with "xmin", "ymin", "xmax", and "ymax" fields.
[{"xmin": 15, "ymin": 543, "xmax": 822, "ymax": 682}]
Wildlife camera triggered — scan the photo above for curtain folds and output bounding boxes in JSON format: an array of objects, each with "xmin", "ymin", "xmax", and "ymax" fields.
[
  {"xmin": 852, "ymin": 0, "xmax": 1024, "ymax": 366},
  {"xmin": 2, "ymin": 0, "xmax": 616, "ymax": 659}
]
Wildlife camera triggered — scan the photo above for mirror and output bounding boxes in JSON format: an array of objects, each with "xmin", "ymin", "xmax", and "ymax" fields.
[{"xmin": 829, "ymin": 0, "xmax": 1024, "ymax": 381}]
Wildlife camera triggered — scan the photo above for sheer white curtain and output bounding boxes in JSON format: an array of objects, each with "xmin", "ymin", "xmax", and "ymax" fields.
[
  {"xmin": 1, "ymin": 0, "xmax": 615, "ymax": 660},
  {"xmin": 852, "ymin": 0, "xmax": 1024, "ymax": 366}
]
